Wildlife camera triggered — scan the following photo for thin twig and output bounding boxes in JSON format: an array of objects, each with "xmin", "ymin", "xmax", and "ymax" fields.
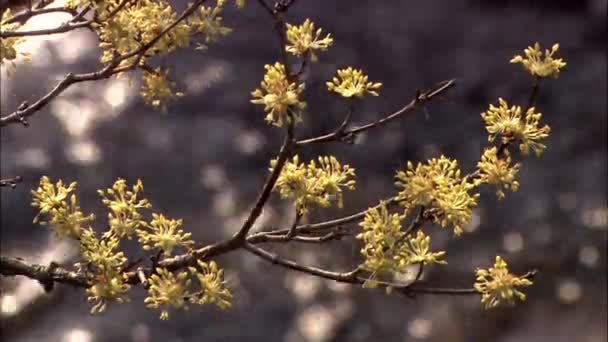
[
  {"xmin": 0, "ymin": 58, "xmax": 121, "ymax": 127},
  {"xmin": 0, "ymin": 17, "xmax": 92, "ymax": 38},
  {"xmin": 296, "ymin": 79, "xmax": 456, "ymax": 146},
  {"xmin": 2, "ymin": 6, "xmax": 77, "ymax": 25}
]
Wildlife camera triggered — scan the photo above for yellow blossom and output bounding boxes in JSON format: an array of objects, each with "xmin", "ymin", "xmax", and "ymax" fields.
[
  {"xmin": 77, "ymin": 228, "xmax": 128, "ymax": 272},
  {"xmin": 511, "ymin": 42, "xmax": 566, "ymax": 78},
  {"xmin": 357, "ymin": 202, "xmax": 446, "ymax": 288},
  {"xmin": 285, "ymin": 19, "xmax": 333, "ymax": 62},
  {"xmin": 188, "ymin": 260, "xmax": 232, "ymax": 309},
  {"xmin": 140, "ymin": 68, "xmax": 184, "ymax": 108},
  {"xmin": 98, "ymin": 179, "xmax": 152, "ymax": 238},
  {"xmin": 357, "ymin": 201, "xmax": 407, "ymax": 280},
  {"xmin": 145, "ymin": 268, "xmax": 192, "ymax": 320},
  {"xmin": 190, "ymin": 0, "xmax": 233, "ymax": 50},
  {"xmin": 475, "ymin": 147, "xmax": 520, "ymax": 199},
  {"xmin": 137, "ymin": 213, "xmax": 194, "ymax": 256},
  {"xmin": 481, "ymin": 98, "xmax": 551, "ymax": 156},
  {"xmin": 97, "ymin": 0, "xmax": 191, "ymax": 65},
  {"xmin": 272, "ymin": 155, "xmax": 356, "ymax": 214},
  {"xmin": 401, "ymin": 231, "xmax": 447, "ymax": 265},
  {"xmin": 76, "ymin": 228, "xmax": 131, "ymax": 314},
  {"xmin": 396, "ymin": 156, "xmax": 479, "ymax": 235},
  {"xmin": 31, "ymin": 176, "xmax": 77, "ymax": 218},
  {"xmin": 251, "ymin": 62, "xmax": 306, "ymax": 127},
  {"xmin": 327, "ymin": 67, "xmax": 382, "ymax": 98},
  {"xmin": 474, "ymin": 256, "xmax": 533, "ymax": 309},
  {"xmin": 87, "ymin": 270, "xmax": 131, "ymax": 314},
  {"xmin": 31, "ymin": 177, "xmax": 94, "ymax": 239}
]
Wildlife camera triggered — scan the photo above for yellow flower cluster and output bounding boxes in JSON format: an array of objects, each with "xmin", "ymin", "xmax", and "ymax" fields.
[
  {"xmin": 476, "ymin": 147, "xmax": 521, "ymax": 199},
  {"xmin": 474, "ymin": 256, "xmax": 533, "ymax": 308},
  {"xmin": 511, "ymin": 43, "xmax": 566, "ymax": 78},
  {"xmin": 31, "ymin": 176, "xmax": 95, "ymax": 239},
  {"xmin": 97, "ymin": 0, "xmax": 191, "ymax": 65},
  {"xmin": 357, "ymin": 202, "xmax": 446, "ymax": 287},
  {"xmin": 91, "ymin": 0, "xmax": 234, "ymax": 108},
  {"xmin": 251, "ymin": 62, "xmax": 306, "ymax": 126},
  {"xmin": 272, "ymin": 155, "xmax": 356, "ymax": 214},
  {"xmin": 191, "ymin": 0, "xmax": 233, "ymax": 50},
  {"xmin": 137, "ymin": 213, "xmax": 194, "ymax": 256},
  {"xmin": 97, "ymin": 179, "xmax": 152, "ymax": 238},
  {"xmin": 395, "ymin": 156, "xmax": 478, "ymax": 235},
  {"xmin": 145, "ymin": 260, "xmax": 231, "ymax": 320},
  {"xmin": 78, "ymin": 228, "xmax": 131, "ymax": 314},
  {"xmin": 188, "ymin": 260, "xmax": 233, "ymax": 309},
  {"xmin": 481, "ymin": 98, "xmax": 551, "ymax": 156},
  {"xmin": 31, "ymin": 177, "xmax": 230, "ymax": 318},
  {"xmin": 145, "ymin": 268, "xmax": 192, "ymax": 320},
  {"xmin": 140, "ymin": 68, "xmax": 184, "ymax": 108},
  {"xmin": 285, "ymin": 19, "xmax": 333, "ymax": 62},
  {"xmin": 0, "ymin": 10, "xmax": 31, "ymax": 71},
  {"xmin": 327, "ymin": 67, "xmax": 382, "ymax": 98}
]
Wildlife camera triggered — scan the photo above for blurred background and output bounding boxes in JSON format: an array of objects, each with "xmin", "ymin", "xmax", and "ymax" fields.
[{"xmin": 1, "ymin": 0, "xmax": 606, "ymax": 341}]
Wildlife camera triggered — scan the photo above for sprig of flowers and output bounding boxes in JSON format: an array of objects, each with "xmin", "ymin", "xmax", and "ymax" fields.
[
  {"xmin": 285, "ymin": 19, "xmax": 333, "ymax": 62},
  {"xmin": 98, "ymin": 179, "xmax": 152, "ymax": 239},
  {"xmin": 31, "ymin": 177, "xmax": 94, "ymax": 239},
  {"xmin": 474, "ymin": 256, "xmax": 533, "ymax": 309},
  {"xmin": 510, "ymin": 42, "xmax": 566, "ymax": 78},
  {"xmin": 481, "ymin": 98, "xmax": 551, "ymax": 156},
  {"xmin": 188, "ymin": 260, "xmax": 232, "ymax": 309},
  {"xmin": 475, "ymin": 147, "xmax": 521, "ymax": 199},
  {"xmin": 77, "ymin": 228, "xmax": 131, "ymax": 313},
  {"xmin": 97, "ymin": 0, "xmax": 191, "ymax": 65},
  {"xmin": 145, "ymin": 261, "xmax": 232, "ymax": 320},
  {"xmin": 140, "ymin": 68, "xmax": 184, "ymax": 108},
  {"xmin": 402, "ymin": 230, "xmax": 447, "ymax": 265},
  {"xmin": 272, "ymin": 155, "xmax": 356, "ymax": 214},
  {"xmin": 395, "ymin": 156, "xmax": 479, "ymax": 235},
  {"xmin": 190, "ymin": 0, "xmax": 233, "ymax": 50},
  {"xmin": 137, "ymin": 213, "xmax": 194, "ymax": 256},
  {"xmin": 145, "ymin": 268, "xmax": 192, "ymax": 320},
  {"xmin": 327, "ymin": 67, "xmax": 382, "ymax": 98},
  {"xmin": 251, "ymin": 62, "xmax": 306, "ymax": 127},
  {"xmin": 357, "ymin": 202, "xmax": 446, "ymax": 288}
]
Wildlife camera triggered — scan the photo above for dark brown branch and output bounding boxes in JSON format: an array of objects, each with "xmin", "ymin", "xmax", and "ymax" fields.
[
  {"xmin": 0, "ymin": 15, "xmax": 92, "ymax": 38},
  {"xmin": 244, "ymin": 242, "xmax": 360, "ymax": 282},
  {"xmin": 296, "ymin": 79, "xmax": 456, "ymax": 146},
  {"xmin": 255, "ymin": 0, "xmax": 274, "ymax": 17},
  {"xmin": 117, "ymin": 0, "xmax": 209, "ymax": 62},
  {"xmin": 248, "ymin": 196, "xmax": 399, "ymax": 243},
  {"xmin": 0, "ymin": 59, "xmax": 122, "ymax": 127},
  {"xmin": 231, "ymin": 124, "xmax": 295, "ymax": 243},
  {"xmin": 0, "ymin": 256, "xmax": 87, "ymax": 287},
  {"xmin": 1, "ymin": 6, "xmax": 77, "ymax": 25},
  {"xmin": 244, "ymin": 243, "xmax": 478, "ymax": 296}
]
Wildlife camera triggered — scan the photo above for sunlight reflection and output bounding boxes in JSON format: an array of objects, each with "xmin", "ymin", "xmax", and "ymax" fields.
[{"xmin": 63, "ymin": 328, "xmax": 93, "ymax": 342}]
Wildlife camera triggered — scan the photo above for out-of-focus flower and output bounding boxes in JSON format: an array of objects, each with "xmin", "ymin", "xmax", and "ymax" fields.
[{"xmin": 511, "ymin": 42, "xmax": 566, "ymax": 78}]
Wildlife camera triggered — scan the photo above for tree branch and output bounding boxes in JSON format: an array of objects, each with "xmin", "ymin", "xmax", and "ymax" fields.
[
  {"xmin": 0, "ymin": 59, "xmax": 122, "ymax": 127},
  {"xmin": 296, "ymin": 79, "xmax": 456, "ymax": 146}
]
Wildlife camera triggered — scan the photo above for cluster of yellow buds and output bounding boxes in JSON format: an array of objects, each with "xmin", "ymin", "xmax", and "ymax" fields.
[{"xmin": 272, "ymin": 155, "xmax": 356, "ymax": 214}]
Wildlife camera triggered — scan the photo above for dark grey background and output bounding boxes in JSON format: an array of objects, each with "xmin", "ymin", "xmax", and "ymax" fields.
[{"xmin": 1, "ymin": 0, "xmax": 606, "ymax": 341}]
